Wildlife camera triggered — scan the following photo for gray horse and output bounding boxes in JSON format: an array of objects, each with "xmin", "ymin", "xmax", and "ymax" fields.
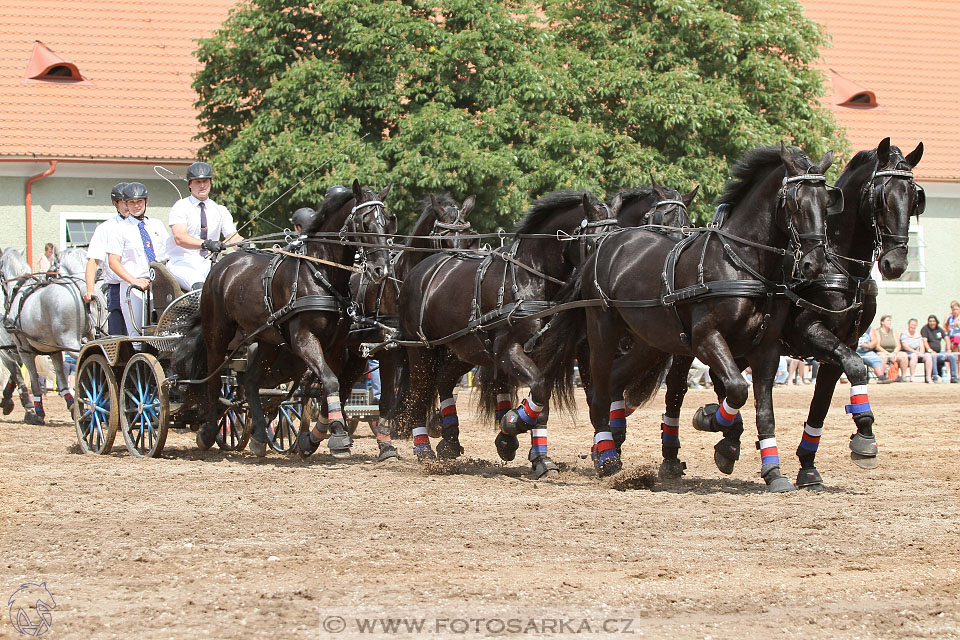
[
  {"xmin": 0, "ymin": 262, "xmax": 35, "ymax": 420},
  {"xmin": 1, "ymin": 247, "xmax": 96, "ymax": 424}
]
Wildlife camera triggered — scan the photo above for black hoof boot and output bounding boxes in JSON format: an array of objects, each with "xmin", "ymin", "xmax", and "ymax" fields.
[
  {"xmin": 796, "ymin": 467, "xmax": 823, "ymax": 490},
  {"xmin": 530, "ymin": 454, "xmax": 559, "ymax": 479},
  {"xmin": 592, "ymin": 447, "xmax": 622, "ymax": 478},
  {"xmin": 494, "ymin": 432, "xmax": 520, "ymax": 461},
  {"xmin": 436, "ymin": 437, "xmax": 464, "ymax": 460},
  {"xmin": 249, "ymin": 438, "xmax": 268, "ymax": 458},
  {"xmin": 297, "ymin": 431, "xmax": 321, "ymax": 458},
  {"xmin": 713, "ymin": 437, "xmax": 740, "ymax": 475},
  {"xmin": 377, "ymin": 441, "xmax": 400, "ymax": 462},
  {"xmin": 849, "ymin": 433, "xmax": 879, "ymax": 469},
  {"xmin": 658, "ymin": 458, "xmax": 687, "ymax": 480},
  {"xmin": 24, "ymin": 410, "xmax": 44, "ymax": 426},
  {"xmin": 499, "ymin": 409, "xmax": 530, "ymax": 436},
  {"xmin": 0, "ymin": 397, "xmax": 14, "ymax": 416},
  {"xmin": 415, "ymin": 446, "xmax": 437, "ymax": 462},
  {"xmin": 692, "ymin": 404, "xmax": 721, "ymax": 432},
  {"xmin": 327, "ymin": 424, "xmax": 353, "ymax": 459},
  {"xmin": 196, "ymin": 427, "xmax": 216, "ymax": 451},
  {"xmin": 761, "ymin": 464, "xmax": 796, "ymax": 493}
]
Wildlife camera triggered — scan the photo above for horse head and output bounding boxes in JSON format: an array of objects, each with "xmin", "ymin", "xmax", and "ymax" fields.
[
  {"xmin": 777, "ymin": 142, "xmax": 835, "ymax": 280},
  {"xmin": 0, "ymin": 248, "xmax": 31, "ymax": 300},
  {"xmin": 428, "ymin": 193, "xmax": 479, "ymax": 251},
  {"xmin": 570, "ymin": 192, "xmax": 621, "ymax": 268},
  {"xmin": 861, "ymin": 138, "xmax": 924, "ymax": 279},
  {"xmin": 58, "ymin": 248, "xmax": 87, "ymax": 276},
  {"xmin": 347, "ymin": 180, "xmax": 395, "ymax": 285},
  {"xmin": 647, "ymin": 172, "xmax": 698, "ymax": 228}
]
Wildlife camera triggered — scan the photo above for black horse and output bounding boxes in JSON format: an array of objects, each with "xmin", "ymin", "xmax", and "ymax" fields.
[
  {"xmin": 681, "ymin": 139, "xmax": 923, "ymax": 488},
  {"xmin": 540, "ymin": 144, "xmax": 836, "ymax": 492},
  {"xmin": 172, "ymin": 180, "xmax": 394, "ymax": 459},
  {"xmin": 341, "ymin": 193, "xmax": 478, "ymax": 460}
]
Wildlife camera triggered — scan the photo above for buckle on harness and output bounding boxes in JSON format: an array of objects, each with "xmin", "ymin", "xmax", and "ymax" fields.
[{"xmin": 662, "ymin": 283, "xmax": 709, "ymax": 305}]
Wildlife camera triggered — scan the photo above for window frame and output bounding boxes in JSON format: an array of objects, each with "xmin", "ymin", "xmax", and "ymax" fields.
[
  {"xmin": 872, "ymin": 224, "xmax": 925, "ymax": 289},
  {"xmin": 59, "ymin": 212, "xmax": 113, "ymax": 249}
]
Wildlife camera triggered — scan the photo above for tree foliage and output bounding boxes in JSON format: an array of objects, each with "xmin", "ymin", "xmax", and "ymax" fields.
[{"xmin": 194, "ymin": 0, "xmax": 844, "ymax": 232}]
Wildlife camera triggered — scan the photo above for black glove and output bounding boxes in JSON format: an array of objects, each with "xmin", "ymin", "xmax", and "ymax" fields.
[{"xmin": 201, "ymin": 239, "xmax": 225, "ymax": 253}]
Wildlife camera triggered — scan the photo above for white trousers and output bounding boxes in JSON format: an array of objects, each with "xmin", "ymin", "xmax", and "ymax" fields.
[
  {"xmin": 167, "ymin": 257, "xmax": 210, "ymax": 291},
  {"xmin": 119, "ymin": 283, "xmax": 150, "ymax": 337}
]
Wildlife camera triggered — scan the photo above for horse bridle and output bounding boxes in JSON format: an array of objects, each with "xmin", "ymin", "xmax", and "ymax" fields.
[
  {"xmin": 859, "ymin": 167, "xmax": 924, "ymax": 264},
  {"xmin": 568, "ymin": 203, "xmax": 620, "ymax": 266},
  {"xmin": 430, "ymin": 204, "xmax": 474, "ymax": 250},
  {"xmin": 778, "ymin": 173, "xmax": 834, "ymax": 279},
  {"xmin": 343, "ymin": 197, "xmax": 393, "ymax": 280},
  {"xmin": 645, "ymin": 198, "xmax": 689, "ymax": 228}
]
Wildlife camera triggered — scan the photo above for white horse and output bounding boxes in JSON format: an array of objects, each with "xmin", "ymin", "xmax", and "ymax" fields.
[{"xmin": 1, "ymin": 247, "xmax": 97, "ymax": 424}]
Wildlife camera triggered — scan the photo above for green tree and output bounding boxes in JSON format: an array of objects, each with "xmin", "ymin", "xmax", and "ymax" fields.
[{"xmin": 194, "ymin": 0, "xmax": 844, "ymax": 232}]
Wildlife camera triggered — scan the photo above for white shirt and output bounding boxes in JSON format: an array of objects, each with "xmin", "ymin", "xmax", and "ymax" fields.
[
  {"xmin": 166, "ymin": 195, "xmax": 237, "ymax": 264},
  {"xmin": 105, "ymin": 216, "xmax": 169, "ymax": 280},
  {"xmin": 86, "ymin": 213, "xmax": 126, "ymax": 284}
]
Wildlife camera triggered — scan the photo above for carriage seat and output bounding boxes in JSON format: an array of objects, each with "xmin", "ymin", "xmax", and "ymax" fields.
[{"xmin": 149, "ymin": 261, "xmax": 185, "ymax": 318}]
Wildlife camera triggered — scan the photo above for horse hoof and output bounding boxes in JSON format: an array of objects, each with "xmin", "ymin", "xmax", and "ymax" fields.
[
  {"xmin": 24, "ymin": 411, "xmax": 44, "ymax": 426},
  {"xmin": 796, "ymin": 467, "xmax": 824, "ymax": 490},
  {"xmin": 494, "ymin": 432, "xmax": 519, "ymax": 461},
  {"xmin": 499, "ymin": 409, "xmax": 528, "ymax": 436},
  {"xmin": 329, "ymin": 447, "xmax": 351, "ymax": 459},
  {"xmin": 692, "ymin": 404, "xmax": 720, "ymax": 432},
  {"xmin": 415, "ymin": 446, "xmax": 437, "ymax": 462},
  {"xmin": 249, "ymin": 438, "xmax": 268, "ymax": 458},
  {"xmin": 713, "ymin": 438, "xmax": 740, "ymax": 475},
  {"xmin": 296, "ymin": 431, "xmax": 321, "ymax": 458},
  {"xmin": 377, "ymin": 442, "xmax": 400, "ymax": 462},
  {"xmin": 761, "ymin": 465, "xmax": 796, "ymax": 493},
  {"xmin": 849, "ymin": 433, "xmax": 878, "ymax": 455},
  {"xmin": 658, "ymin": 458, "xmax": 687, "ymax": 480},
  {"xmin": 436, "ymin": 437, "xmax": 463, "ymax": 460},
  {"xmin": 0, "ymin": 398, "xmax": 14, "ymax": 415},
  {"xmin": 531, "ymin": 456, "xmax": 559, "ymax": 479},
  {"xmin": 850, "ymin": 451, "xmax": 880, "ymax": 469},
  {"xmin": 593, "ymin": 449, "xmax": 622, "ymax": 478},
  {"xmin": 196, "ymin": 429, "xmax": 216, "ymax": 451},
  {"xmin": 327, "ymin": 426, "xmax": 353, "ymax": 452},
  {"xmin": 427, "ymin": 411, "xmax": 443, "ymax": 439}
]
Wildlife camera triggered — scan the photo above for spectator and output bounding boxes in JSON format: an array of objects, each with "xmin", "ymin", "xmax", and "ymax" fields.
[
  {"xmin": 871, "ymin": 315, "xmax": 908, "ymax": 381},
  {"xmin": 35, "ymin": 242, "xmax": 56, "ymax": 274},
  {"xmin": 688, "ymin": 358, "xmax": 709, "ymax": 389},
  {"xmin": 899, "ymin": 318, "xmax": 925, "ymax": 381},
  {"xmin": 857, "ymin": 328, "xmax": 891, "ymax": 383},
  {"xmin": 946, "ymin": 300, "xmax": 960, "ymax": 352},
  {"xmin": 785, "ymin": 357, "xmax": 817, "ymax": 385},
  {"xmin": 921, "ymin": 315, "xmax": 958, "ymax": 383}
]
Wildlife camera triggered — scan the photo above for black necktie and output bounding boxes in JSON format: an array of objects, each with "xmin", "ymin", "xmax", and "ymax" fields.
[{"xmin": 199, "ymin": 201, "xmax": 209, "ymax": 257}]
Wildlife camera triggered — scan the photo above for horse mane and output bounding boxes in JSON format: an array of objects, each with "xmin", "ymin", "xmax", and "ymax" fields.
[
  {"xmin": 412, "ymin": 193, "xmax": 458, "ymax": 234},
  {"xmin": 611, "ymin": 186, "xmax": 655, "ymax": 208},
  {"xmin": 1, "ymin": 248, "xmax": 30, "ymax": 278},
  {"xmin": 514, "ymin": 190, "xmax": 594, "ymax": 235},
  {"xmin": 59, "ymin": 247, "xmax": 87, "ymax": 275},
  {"xmin": 306, "ymin": 189, "xmax": 356, "ymax": 233},
  {"xmin": 717, "ymin": 145, "xmax": 788, "ymax": 207}
]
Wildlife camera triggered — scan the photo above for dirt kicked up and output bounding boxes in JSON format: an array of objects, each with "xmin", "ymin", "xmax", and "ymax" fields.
[{"xmin": 1, "ymin": 383, "xmax": 958, "ymax": 639}]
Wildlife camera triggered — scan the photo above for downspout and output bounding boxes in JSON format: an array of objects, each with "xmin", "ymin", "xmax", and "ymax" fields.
[{"xmin": 25, "ymin": 160, "xmax": 57, "ymax": 268}]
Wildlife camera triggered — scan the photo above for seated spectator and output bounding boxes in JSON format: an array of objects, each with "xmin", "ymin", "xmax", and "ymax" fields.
[
  {"xmin": 899, "ymin": 318, "xmax": 925, "ymax": 381},
  {"xmin": 857, "ymin": 328, "xmax": 891, "ymax": 383},
  {"xmin": 785, "ymin": 357, "xmax": 817, "ymax": 385},
  {"xmin": 871, "ymin": 315, "xmax": 908, "ymax": 381},
  {"xmin": 921, "ymin": 315, "xmax": 959, "ymax": 383}
]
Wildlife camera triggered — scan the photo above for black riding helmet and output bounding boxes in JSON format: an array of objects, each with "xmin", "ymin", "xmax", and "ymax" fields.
[
  {"xmin": 290, "ymin": 207, "xmax": 319, "ymax": 230},
  {"xmin": 122, "ymin": 182, "xmax": 149, "ymax": 202},
  {"xmin": 325, "ymin": 184, "xmax": 348, "ymax": 198},
  {"xmin": 186, "ymin": 161, "xmax": 214, "ymax": 182},
  {"xmin": 111, "ymin": 182, "xmax": 129, "ymax": 202}
]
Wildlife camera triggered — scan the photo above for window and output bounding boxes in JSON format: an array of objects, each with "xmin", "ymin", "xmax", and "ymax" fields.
[
  {"xmin": 873, "ymin": 226, "xmax": 925, "ymax": 289},
  {"xmin": 59, "ymin": 213, "xmax": 112, "ymax": 249}
]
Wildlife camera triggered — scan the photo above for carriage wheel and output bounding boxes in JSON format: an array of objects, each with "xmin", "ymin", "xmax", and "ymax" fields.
[
  {"xmin": 119, "ymin": 353, "xmax": 169, "ymax": 458},
  {"xmin": 74, "ymin": 354, "xmax": 119, "ymax": 455},
  {"xmin": 216, "ymin": 379, "xmax": 251, "ymax": 451},
  {"xmin": 265, "ymin": 395, "xmax": 314, "ymax": 453}
]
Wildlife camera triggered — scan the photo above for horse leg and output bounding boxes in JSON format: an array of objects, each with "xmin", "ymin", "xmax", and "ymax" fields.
[
  {"xmin": 434, "ymin": 359, "xmax": 473, "ymax": 461},
  {"xmin": 659, "ymin": 355, "xmax": 692, "ymax": 480},
  {"xmin": 748, "ymin": 348, "xmax": 795, "ymax": 492},
  {"xmin": 21, "ymin": 354, "xmax": 45, "ymax": 425},
  {"xmin": 48, "ymin": 351, "xmax": 74, "ymax": 416},
  {"xmin": 405, "ymin": 347, "xmax": 440, "ymax": 462},
  {"xmin": 242, "ymin": 344, "xmax": 269, "ymax": 457},
  {"xmin": 196, "ymin": 331, "xmax": 232, "ymax": 451},
  {"xmin": 365, "ymin": 355, "xmax": 399, "ymax": 462},
  {"xmin": 585, "ymin": 312, "xmax": 623, "ymax": 477},
  {"xmin": 288, "ymin": 330, "xmax": 351, "ymax": 459},
  {"xmin": 0, "ymin": 352, "xmax": 22, "ymax": 415},
  {"xmin": 692, "ymin": 339, "xmax": 750, "ymax": 477}
]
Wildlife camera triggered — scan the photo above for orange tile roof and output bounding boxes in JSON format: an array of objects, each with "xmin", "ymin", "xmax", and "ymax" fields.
[
  {"xmin": 0, "ymin": 0, "xmax": 238, "ymax": 163},
  {"xmin": 802, "ymin": 0, "xmax": 960, "ymax": 181}
]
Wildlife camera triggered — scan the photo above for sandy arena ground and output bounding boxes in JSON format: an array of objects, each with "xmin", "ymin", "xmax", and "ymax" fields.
[{"xmin": 1, "ymin": 382, "xmax": 959, "ymax": 639}]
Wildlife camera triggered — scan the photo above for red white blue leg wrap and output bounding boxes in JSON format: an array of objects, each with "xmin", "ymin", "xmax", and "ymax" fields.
[
  {"xmin": 32, "ymin": 395, "xmax": 44, "ymax": 417},
  {"xmin": 609, "ymin": 400, "xmax": 627, "ymax": 429},
  {"xmin": 326, "ymin": 395, "xmax": 343, "ymax": 423},
  {"xmin": 757, "ymin": 437, "xmax": 780, "ymax": 466},
  {"xmin": 715, "ymin": 398, "xmax": 739, "ymax": 428},
  {"xmin": 412, "ymin": 426, "xmax": 432, "ymax": 456},
  {"xmin": 661, "ymin": 413, "xmax": 681, "ymax": 447},
  {"xmin": 59, "ymin": 387, "xmax": 74, "ymax": 410},
  {"xmin": 440, "ymin": 397, "xmax": 459, "ymax": 428},
  {"xmin": 530, "ymin": 428, "xmax": 548, "ymax": 456},
  {"xmin": 845, "ymin": 385, "xmax": 871, "ymax": 414},
  {"xmin": 309, "ymin": 414, "xmax": 329, "ymax": 443},
  {"xmin": 798, "ymin": 422, "xmax": 822, "ymax": 454},
  {"xmin": 495, "ymin": 394, "xmax": 512, "ymax": 421},
  {"xmin": 592, "ymin": 431, "xmax": 617, "ymax": 465},
  {"xmin": 517, "ymin": 393, "xmax": 543, "ymax": 426}
]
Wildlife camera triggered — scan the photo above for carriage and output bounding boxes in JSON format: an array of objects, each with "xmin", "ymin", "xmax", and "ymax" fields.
[{"xmin": 72, "ymin": 263, "xmax": 316, "ymax": 457}]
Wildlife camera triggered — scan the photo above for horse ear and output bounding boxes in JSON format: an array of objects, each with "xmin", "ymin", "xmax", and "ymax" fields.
[
  {"xmin": 905, "ymin": 141, "xmax": 923, "ymax": 169},
  {"xmin": 682, "ymin": 184, "xmax": 699, "ymax": 207},
  {"xmin": 460, "ymin": 195, "xmax": 476, "ymax": 218},
  {"xmin": 376, "ymin": 182, "xmax": 392, "ymax": 202},
  {"xmin": 877, "ymin": 137, "xmax": 891, "ymax": 167},
  {"xmin": 351, "ymin": 180, "xmax": 363, "ymax": 201},
  {"xmin": 430, "ymin": 194, "xmax": 442, "ymax": 214},
  {"xmin": 581, "ymin": 193, "xmax": 601, "ymax": 221},
  {"xmin": 609, "ymin": 192, "xmax": 623, "ymax": 216},
  {"xmin": 649, "ymin": 171, "xmax": 666, "ymax": 197},
  {"xmin": 814, "ymin": 150, "xmax": 835, "ymax": 174}
]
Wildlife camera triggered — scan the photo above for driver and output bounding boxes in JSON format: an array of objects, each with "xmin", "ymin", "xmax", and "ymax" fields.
[
  {"xmin": 84, "ymin": 182, "xmax": 129, "ymax": 335},
  {"xmin": 166, "ymin": 161, "xmax": 244, "ymax": 290}
]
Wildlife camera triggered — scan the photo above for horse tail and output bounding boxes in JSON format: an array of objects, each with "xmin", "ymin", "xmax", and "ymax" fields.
[
  {"xmin": 623, "ymin": 353, "xmax": 671, "ymax": 410},
  {"xmin": 170, "ymin": 314, "xmax": 206, "ymax": 381},
  {"xmin": 535, "ymin": 272, "xmax": 585, "ymax": 415},
  {"xmin": 390, "ymin": 346, "xmax": 413, "ymax": 435},
  {"xmin": 475, "ymin": 366, "xmax": 514, "ymax": 422}
]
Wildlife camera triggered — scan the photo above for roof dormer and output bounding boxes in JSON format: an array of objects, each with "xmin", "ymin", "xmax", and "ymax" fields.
[
  {"xmin": 828, "ymin": 68, "xmax": 877, "ymax": 109},
  {"xmin": 24, "ymin": 41, "xmax": 87, "ymax": 83}
]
